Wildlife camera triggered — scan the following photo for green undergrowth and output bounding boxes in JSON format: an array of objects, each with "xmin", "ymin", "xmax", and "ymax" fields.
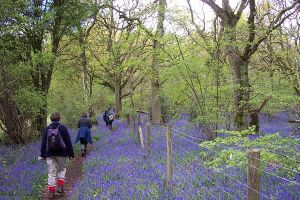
[{"xmin": 197, "ymin": 128, "xmax": 300, "ymax": 178}]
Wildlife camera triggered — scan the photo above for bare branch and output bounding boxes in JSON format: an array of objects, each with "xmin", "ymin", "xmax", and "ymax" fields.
[
  {"xmin": 200, "ymin": 0, "xmax": 227, "ymax": 19},
  {"xmin": 243, "ymin": 1, "xmax": 299, "ymax": 60},
  {"xmin": 236, "ymin": 0, "xmax": 249, "ymax": 19}
]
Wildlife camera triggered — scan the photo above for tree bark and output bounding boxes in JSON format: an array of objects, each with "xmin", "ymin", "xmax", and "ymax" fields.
[
  {"xmin": 249, "ymin": 97, "xmax": 271, "ymax": 133},
  {"xmin": 79, "ymin": 36, "xmax": 89, "ymax": 101},
  {"xmin": 30, "ymin": 0, "xmax": 65, "ymax": 133},
  {"xmin": 0, "ymin": 86, "xmax": 26, "ymax": 144},
  {"xmin": 200, "ymin": 0, "xmax": 297, "ymax": 130},
  {"xmin": 230, "ymin": 52, "xmax": 250, "ymax": 130},
  {"xmin": 151, "ymin": 0, "xmax": 166, "ymax": 125},
  {"xmin": 115, "ymin": 76, "xmax": 122, "ymax": 117}
]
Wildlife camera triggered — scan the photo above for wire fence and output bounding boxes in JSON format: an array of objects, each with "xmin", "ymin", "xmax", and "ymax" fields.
[{"xmin": 129, "ymin": 116, "xmax": 300, "ymax": 200}]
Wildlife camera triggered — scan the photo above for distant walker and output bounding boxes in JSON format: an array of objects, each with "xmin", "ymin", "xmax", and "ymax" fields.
[{"xmin": 103, "ymin": 106, "xmax": 115, "ymax": 130}]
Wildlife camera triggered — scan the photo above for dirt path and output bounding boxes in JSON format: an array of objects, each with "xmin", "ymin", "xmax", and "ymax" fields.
[{"xmin": 41, "ymin": 145, "xmax": 93, "ymax": 200}]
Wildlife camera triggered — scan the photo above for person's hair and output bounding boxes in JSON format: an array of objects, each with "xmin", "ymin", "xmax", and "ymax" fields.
[
  {"xmin": 82, "ymin": 113, "xmax": 88, "ymax": 118},
  {"xmin": 50, "ymin": 112, "xmax": 61, "ymax": 122}
]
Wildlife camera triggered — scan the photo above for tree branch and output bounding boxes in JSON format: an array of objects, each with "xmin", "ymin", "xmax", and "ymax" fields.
[
  {"xmin": 243, "ymin": 1, "xmax": 299, "ymax": 60},
  {"xmin": 200, "ymin": 0, "xmax": 227, "ymax": 19},
  {"xmin": 236, "ymin": 0, "xmax": 249, "ymax": 19}
]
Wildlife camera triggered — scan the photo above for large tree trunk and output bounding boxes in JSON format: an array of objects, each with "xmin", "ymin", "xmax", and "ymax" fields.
[
  {"xmin": 30, "ymin": 0, "xmax": 65, "ymax": 133},
  {"xmin": 79, "ymin": 35, "xmax": 93, "ymax": 115},
  {"xmin": 0, "ymin": 85, "xmax": 26, "ymax": 144},
  {"xmin": 223, "ymin": 13, "xmax": 250, "ymax": 131},
  {"xmin": 115, "ymin": 77, "xmax": 122, "ymax": 118},
  {"xmin": 79, "ymin": 36, "xmax": 89, "ymax": 101},
  {"xmin": 229, "ymin": 51, "xmax": 250, "ymax": 130},
  {"xmin": 78, "ymin": 9, "xmax": 97, "ymax": 116},
  {"xmin": 35, "ymin": 102, "xmax": 47, "ymax": 134},
  {"xmin": 151, "ymin": 73, "xmax": 161, "ymax": 125},
  {"xmin": 151, "ymin": 0, "xmax": 166, "ymax": 125},
  {"xmin": 201, "ymin": 0, "xmax": 298, "ymax": 131},
  {"xmin": 151, "ymin": 38, "xmax": 161, "ymax": 124}
]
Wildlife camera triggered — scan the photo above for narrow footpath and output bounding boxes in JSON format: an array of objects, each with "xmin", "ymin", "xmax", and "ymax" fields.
[{"xmin": 41, "ymin": 145, "xmax": 93, "ymax": 200}]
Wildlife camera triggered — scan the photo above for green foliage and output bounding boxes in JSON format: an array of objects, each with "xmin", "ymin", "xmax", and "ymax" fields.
[
  {"xmin": 1, "ymin": 0, "xmax": 298, "ymax": 145},
  {"xmin": 47, "ymin": 62, "xmax": 109, "ymax": 126},
  {"xmin": 160, "ymin": 95, "xmax": 178, "ymax": 123},
  {"xmin": 31, "ymin": 52, "xmax": 55, "ymax": 71},
  {"xmin": 93, "ymin": 134, "xmax": 102, "ymax": 143},
  {"xmin": 47, "ymin": 65, "xmax": 84, "ymax": 126},
  {"xmin": 179, "ymin": 151, "xmax": 198, "ymax": 165},
  {"xmin": 217, "ymin": 126, "xmax": 257, "ymax": 137},
  {"xmin": 250, "ymin": 71, "xmax": 299, "ymax": 113},
  {"xmin": 199, "ymin": 131, "xmax": 300, "ymax": 178},
  {"xmin": 14, "ymin": 87, "xmax": 44, "ymax": 116}
]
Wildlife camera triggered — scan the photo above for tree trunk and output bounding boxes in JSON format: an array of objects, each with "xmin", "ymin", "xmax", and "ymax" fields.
[
  {"xmin": 296, "ymin": 63, "xmax": 300, "ymax": 96},
  {"xmin": 224, "ymin": 19, "xmax": 250, "ymax": 131},
  {"xmin": 151, "ymin": 76, "xmax": 161, "ymax": 125},
  {"xmin": 35, "ymin": 102, "xmax": 47, "ymax": 134},
  {"xmin": 30, "ymin": 0, "xmax": 64, "ymax": 133},
  {"xmin": 151, "ymin": 0, "xmax": 166, "ymax": 125},
  {"xmin": 79, "ymin": 35, "xmax": 93, "ymax": 115},
  {"xmin": 79, "ymin": 36, "xmax": 89, "ymax": 100},
  {"xmin": 249, "ymin": 110, "xmax": 259, "ymax": 133},
  {"xmin": 249, "ymin": 97, "xmax": 271, "ymax": 133},
  {"xmin": 0, "ymin": 93, "xmax": 26, "ymax": 144},
  {"xmin": 115, "ymin": 77, "xmax": 122, "ymax": 118},
  {"xmin": 229, "ymin": 53, "xmax": 250, "ymax": 130}
]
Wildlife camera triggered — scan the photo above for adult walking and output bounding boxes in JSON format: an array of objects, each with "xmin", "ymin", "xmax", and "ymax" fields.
[
  {"xmin": 103, "ymin": 106, "xmax": 115, "ymax": 130},
  {"xmin": 75, "ymin": 113, "xmax": 93, "ymax": 157},
  {"xmin": 39, "ymin": 112, "xmax": 74, "ymax": 199}
]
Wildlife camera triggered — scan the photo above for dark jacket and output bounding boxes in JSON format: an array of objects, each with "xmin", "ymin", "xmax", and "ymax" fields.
[
  {"xmin": 77, "ymin": 116, "xmax": 92, "ymax": 128},
  {"xmin": 103, "ymin": 109, "xmax": 114, "ymax": 122},
  {"xmin": 75, "ymin": 127, "xmax": 93, "ymax": 144},
  {"xmin": 103, "ymin": 110, "xmax": 109, "ymax": 122},
  {"xmin": 75, "ymin": 116, "xmax": 93, "ymax": 144},
  {"xmin": 40, "ymin": 122, "xmax": 74, "ymax": 158}
]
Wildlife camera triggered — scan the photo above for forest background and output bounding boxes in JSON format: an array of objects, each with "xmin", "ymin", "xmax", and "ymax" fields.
[{"xmin": 0, "ymin": 0, "xmax": 299, "ymax": 144}]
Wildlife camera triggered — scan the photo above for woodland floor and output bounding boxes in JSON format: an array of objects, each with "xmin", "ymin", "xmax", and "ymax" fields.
[{"xmin": 41, "ymin": 145, "xmax": 93, "ymax": 200}]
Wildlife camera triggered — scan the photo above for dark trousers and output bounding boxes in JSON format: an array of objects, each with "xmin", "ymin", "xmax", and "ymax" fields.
[
  {"xmin": 105, "ymin": 120, "xmax": 113, "ymax": 129},
  {"xmin": 80, "ymin": 138, "xmax": 87, "ymax": 152},
  {"xmin": 108, "ymin": 120, "xmax": 113, "ymax": 129}
]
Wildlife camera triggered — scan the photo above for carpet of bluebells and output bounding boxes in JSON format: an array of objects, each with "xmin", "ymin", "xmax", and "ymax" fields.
[
  {"xmin": 0, "ymin": 128, "xmax": 80, "ymax": 199},
  {"xmin": 0, "ymin": 112, "xmax": 300, "ymax": 199}
]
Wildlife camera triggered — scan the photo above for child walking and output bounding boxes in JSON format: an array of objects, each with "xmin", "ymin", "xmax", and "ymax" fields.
[{"xmin": 39, "ymin": 112, "xmax": 74, "ymax": 199}]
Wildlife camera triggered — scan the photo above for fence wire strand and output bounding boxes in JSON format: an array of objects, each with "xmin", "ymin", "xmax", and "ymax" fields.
[{"xmin": 139, "ymin": 121, "xmax": 299, "ymax": 200}]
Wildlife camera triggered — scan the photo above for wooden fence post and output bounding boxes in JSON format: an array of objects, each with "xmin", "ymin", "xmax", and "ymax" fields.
[
  {"xmin": 247, "ymin": 149, "xmax": 261, "ymax": 200},
  {"xmin": 166, "ymin": 126, "xmax": 173, "ymax": 187},
  {"xmin": 138, "ymin": 125, "xmax": 144, "ymax": 148},
  {"xmin": 146, "ymin": 123, "xmax": 151, "ymax": 155}
]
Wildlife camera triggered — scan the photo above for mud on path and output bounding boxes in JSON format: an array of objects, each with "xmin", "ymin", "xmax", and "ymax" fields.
[{"xmin": 41, "ymin": 145, "xmax": 93, "ymax": 200}]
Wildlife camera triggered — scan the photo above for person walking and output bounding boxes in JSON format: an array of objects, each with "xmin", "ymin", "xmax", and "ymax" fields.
[
  {"xmin": 103, "ymin": 107, "xmax": 110, "ymax": 126},
  {"xmin": 103, "ymin": 106, "xmax": 115, "ymax": 130},
  {"xmin": 75, "ymin": 113, "xmax": 93, "ymax": 157},
  {"xmin": 39, "ymin": 112, "xmax": 74, "ymax": 199}
]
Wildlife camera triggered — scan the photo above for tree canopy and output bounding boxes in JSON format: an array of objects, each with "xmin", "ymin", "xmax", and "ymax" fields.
[{"xmin": 0, "ymin": 0, "xmax": 299, "ymax": 144}]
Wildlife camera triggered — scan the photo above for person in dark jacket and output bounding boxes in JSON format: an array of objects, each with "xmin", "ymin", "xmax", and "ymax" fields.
[
  {"xmin": 103, "ymin": 107, "xmax": 110, "ymax": 126},
  {"xmin": 39, "ymin": 112, "xmax": 74, "ymax": 199},
  {"xmin": 103, "ymin": 107, "xmax": 115, "ymax": 130},
  {"xmin": 75, "ymin": 113, "xmax": 93, "ymax": 157}
]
